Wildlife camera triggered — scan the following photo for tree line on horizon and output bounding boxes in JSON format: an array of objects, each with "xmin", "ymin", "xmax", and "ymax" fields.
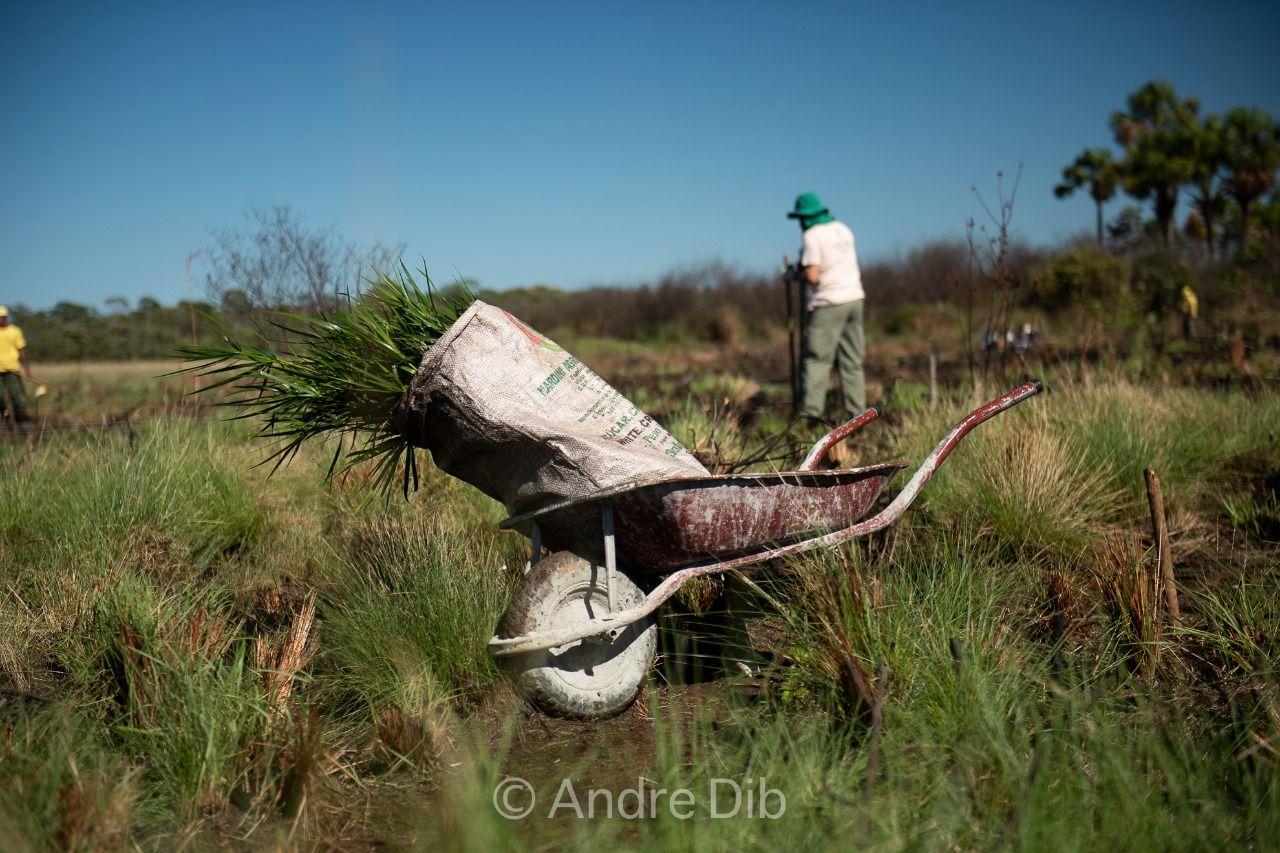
[
  {"xmin": 1055, "ymin": 80, "xmax": 1280, "ymax": 259},
  {"xmin": 10, "ymin": 79, "xmax": 1280, "ymax": 365}
]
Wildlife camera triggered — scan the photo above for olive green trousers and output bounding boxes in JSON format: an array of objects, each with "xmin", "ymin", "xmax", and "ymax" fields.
[{"xmin": 800, "ymin": 299, "xmax": 865, "ymax": 417}]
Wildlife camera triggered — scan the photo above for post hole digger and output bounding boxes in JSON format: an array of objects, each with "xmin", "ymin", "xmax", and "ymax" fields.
[{"xmin": 781, "ymin": 253, "xmax": 803, "ymax": 415}]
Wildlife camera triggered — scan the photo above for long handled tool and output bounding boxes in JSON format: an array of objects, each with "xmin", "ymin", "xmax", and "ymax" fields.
[
  {"xmin": 18, "ymin": 373, "xmax": 59, "ymax": 398},
  {"xmin": 782, "ymin": 254, "xmax": 801, "ymax": 414}
]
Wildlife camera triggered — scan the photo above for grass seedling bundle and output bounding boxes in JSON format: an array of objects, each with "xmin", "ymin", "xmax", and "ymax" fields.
[{"xmin": 179, "ymin": 266, "xmax": 474, "ymax": 497}]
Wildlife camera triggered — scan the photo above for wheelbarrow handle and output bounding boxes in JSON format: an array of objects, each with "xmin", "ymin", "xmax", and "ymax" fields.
[
  {"xmin": 490, "ymin": 380, "xmax": 1046, "ymax": 658},
  {"xmin": 846, "ymin": 379, "xmax": 1043, "ymax": 536},
  {"xmin": 798, "ymin": 406, "xmax": 882, "ymax": 471}
]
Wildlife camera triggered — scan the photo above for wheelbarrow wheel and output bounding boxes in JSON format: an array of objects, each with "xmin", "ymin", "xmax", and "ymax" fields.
[{"xmin": 501, "ymin": 550, "xmax": 656, "ymax": 720}]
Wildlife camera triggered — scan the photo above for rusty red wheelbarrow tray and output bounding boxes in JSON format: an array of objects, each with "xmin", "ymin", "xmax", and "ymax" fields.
[
  {"xmin": 500, "ymin": 462, "xmax": 910, "ymax": 576},
  {"xmin": 490, "ymin": 380, "xmax": 1043, "ymax": 660}
]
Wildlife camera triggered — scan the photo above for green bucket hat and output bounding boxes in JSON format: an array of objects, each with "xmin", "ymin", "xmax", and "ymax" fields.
[{"xmin": 787, "ymin": 192, "xmax": 833, "ymax": 224}]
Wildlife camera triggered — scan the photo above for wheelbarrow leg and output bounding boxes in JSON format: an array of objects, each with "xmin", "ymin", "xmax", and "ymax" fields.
[
  {"xmin": 602, "ymin": 502, "xmax": 617, "ymax": 612},
  {"xmin": 525, "ymin": 522, "xmax": 542, "ymax": 574}
]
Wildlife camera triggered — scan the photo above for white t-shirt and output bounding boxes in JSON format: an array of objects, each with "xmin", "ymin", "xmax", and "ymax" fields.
[{"xmin": 800, "ymin": 220, "xmax": 864, "ymax": 310}]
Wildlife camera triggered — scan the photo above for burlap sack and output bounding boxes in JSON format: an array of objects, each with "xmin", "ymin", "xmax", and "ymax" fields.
[{"xmin": 396, "ymin": 301, "xmax": 708, "ymax": 516}]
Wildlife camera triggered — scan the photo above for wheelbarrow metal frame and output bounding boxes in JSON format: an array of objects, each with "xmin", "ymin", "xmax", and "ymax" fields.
[{"xmin": 489, "ymin": 380, "xmax": 1043, "ymax": 658}]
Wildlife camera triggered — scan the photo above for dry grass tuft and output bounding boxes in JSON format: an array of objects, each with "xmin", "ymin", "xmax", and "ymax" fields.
[
  {"xmin": 790, "ymin": 548, "xmax": 886, "ymax": 725},
  {"xmin": 946, "ymin": 409, "xmax": 1129, "ymax": 564},
  {"xmin": 1096, "ymin": 533, "xmax": 1165, "ymax": 674},
  {"xmin": 125, "ymin": 525, "xmax": 183, "ymax": 577},
  {"xmin": 1040, "ymin": 565, "xmax": 1089, "ymax": 633},
  {"xmin": 276, "ymin": 705, "xmax": 324, "ymax": 820},
  {"xmin": 709, "ymin": 307, "xmax": 743, "ymax": 346},
  {"xmin": 52, "ymin": 768, "xmax": 137, "ymax": 853},
  {"xmin": 254, "ymin": 591, "xmax": 318, "ymax": 718},
  {"xmin": 674, "ymin": 574, "xmax": 724, "ymax": 617},
  {"xmin": 375, "ymin": 705, "xmax": 452, "ymax": 769},
  {"xmin": 106, "ymin": 601, "xmax": 241, "ymax": 728},
  {"xmin": 374, "ymin": 664, "xmax": 459, "ymax": 771}
]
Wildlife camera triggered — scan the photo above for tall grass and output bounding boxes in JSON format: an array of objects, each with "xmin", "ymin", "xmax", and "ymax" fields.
[
  {"xmin": 88, "ymin": 578, "xmax": 266, "ymax": 821},
  {"xmin": 317, "ymin": 495, "xmax": 524, "ymax": 704},
  {"xmin": 412, "ymin": 661, "xmax": 1279, "ymax": 851},
  {"xmin": 891, "ymin": 378, "xmax": 1280, "ymax": 564},
  {"xmin": 930, "ymin": 403, "xmax": 1132, "ymax": 563},
  {"xmin": 0, "ymin": 412, "xmax": 529, "ymax": 845},
  {"xmin": 0, "ymin": 711, "xmax": 143, "ymax": 851},
  {"xmin": 0, "ymin": 419, "xmax": 269, "ymax": 580},
  {"xmin": 2, "ymin": 356, "xmax": 1276, "ymax": 848}
]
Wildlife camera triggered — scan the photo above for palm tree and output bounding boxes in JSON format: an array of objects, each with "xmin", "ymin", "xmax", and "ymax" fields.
[
  {"xmin": 1221, "ymin": 106, "xmax": 1280, "ymax": 252},
  {"xmin": 1110, "ymin": 81, "xmax": 1200, "ymax": 248},
  {"xmin": 1183, "ymin": 114, "xmax": 1227, "ymax": 261},
  {"xmin": 1055, "ymin": 149, "xmax": 1121, "ymax": 246}
]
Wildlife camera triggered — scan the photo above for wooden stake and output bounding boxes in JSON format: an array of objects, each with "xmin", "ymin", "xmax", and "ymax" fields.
[
  {"xmin": 1144, "ymin": 468, "xmax": 1180, "ymax": 623},
  {"xmin": 928, "ymin": 352, "xmax": 937, "ymax": 410}
]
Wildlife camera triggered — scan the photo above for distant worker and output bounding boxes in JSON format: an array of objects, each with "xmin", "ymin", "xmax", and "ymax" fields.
[
  {"xmin": 786, "ymin": 193, "xmax": 866, "ymax": 418},
  {"xmin": 0, "ymin": 305, "xmax": 32, "ymax": 423},
  {"xmin": 1179, "ymin": 284, "xmax": 1198, "ymax": 340}
]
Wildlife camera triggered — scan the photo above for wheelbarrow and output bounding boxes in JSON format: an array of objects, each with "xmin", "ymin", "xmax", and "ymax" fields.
[{"xmin": 489, "ymin": 380, "xmax": 1044, "ymax": 719}]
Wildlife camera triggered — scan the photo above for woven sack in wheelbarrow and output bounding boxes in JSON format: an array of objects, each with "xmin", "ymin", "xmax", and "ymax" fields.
[{"xmin": 395, "ymin": 300, "xmax": 709, "ymax": 516}]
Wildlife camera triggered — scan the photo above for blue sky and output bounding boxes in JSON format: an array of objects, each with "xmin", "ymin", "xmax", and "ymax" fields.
[{"xmin": 2, "ymin": 1, "xmax": 1278, "ymax": 312}]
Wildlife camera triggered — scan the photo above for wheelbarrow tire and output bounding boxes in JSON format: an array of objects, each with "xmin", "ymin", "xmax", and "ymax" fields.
[{"xmin": 501, "ymin": 550, "xmax": 656, "ymax": 720}]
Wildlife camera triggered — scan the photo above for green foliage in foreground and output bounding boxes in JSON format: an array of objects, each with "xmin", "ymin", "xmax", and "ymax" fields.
[
  {"xmin": 317, "ymin": 498, "xmax": 524, "ymax": 708},
  {"xmin": 895, "ymin": 378, "xmax": 1280, "ymax": 565},
  {"xmin": 419, "ymin": 537, "xmax": 1279, "ymax": 852},
  {"xmin": 178, "ymin": 266, "xmax": 474, "ymax": 497},
  {"xmin": 0, "ymin": 418, "xmax": 520, "ymax": 845},
  {"xmin": 0, "ymin": 369, "xmax": 1277, "ymax": 849}
]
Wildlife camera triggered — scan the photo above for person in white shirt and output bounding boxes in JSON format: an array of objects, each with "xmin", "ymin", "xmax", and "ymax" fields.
[{"xmin": 786, "ymin": 193, "xmax": 866, "ymax": 418}]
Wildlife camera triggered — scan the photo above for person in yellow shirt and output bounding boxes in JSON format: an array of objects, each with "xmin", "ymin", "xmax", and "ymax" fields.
[
  {"xmin": 0, "ymin": 306, "xmax": 32, "ymax": 423},
  {"xmin": 1178, "ymin": 285, "xmax": 1199, "ymax": 340}
]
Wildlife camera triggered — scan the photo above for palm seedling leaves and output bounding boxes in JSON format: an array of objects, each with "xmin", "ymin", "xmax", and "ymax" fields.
[{"xmin": 177, "ymin": 265, "xmax": 475, "ymax": 500}]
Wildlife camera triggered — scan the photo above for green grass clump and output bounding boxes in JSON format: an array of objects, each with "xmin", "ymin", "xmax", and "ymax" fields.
[
  {"xmin": 0, "ymin": 711, "xmax": 143, "ymax": 850},
  {"xmin": 179, "ymin": 266, "xmax": 474, "ymax": 497},
  {"xmin": 778, "ymin": 534, "xmax": 1028, "ymax": 724},
  {"xmin": 85, "ymin": 578, "xmax": 267, "ymax": 821},
  {"xmin": 318, "ymin": 502, "xmax": 524, "ymax": 706},
  {"xmin": 940, "ymin": 405, "xmax": 1130, "ymax": 562},
  {"xmin": 890, "ymin": 378, "xmax": 1280, "ymax": 566},
  {"xmin": 0, "ymin": 420, "xmax": 269, "ymax": 580}
]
